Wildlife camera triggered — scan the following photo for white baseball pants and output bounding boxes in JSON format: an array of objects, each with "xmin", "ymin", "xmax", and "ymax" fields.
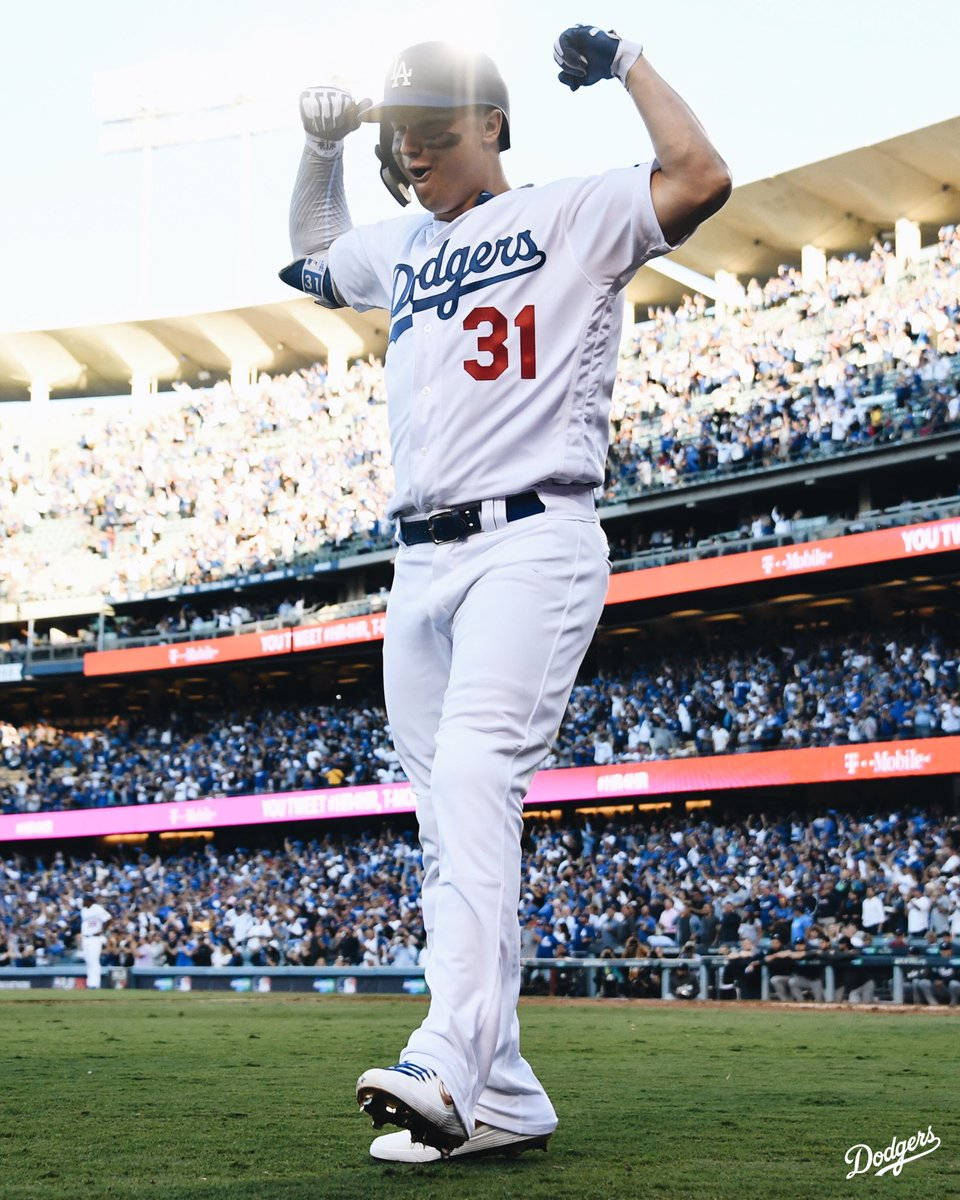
[
  {"xmin": 82, "ymin": 935, "xmax": 105, "ymax": 988},
  {"xmin": 383, "ymin": 487, "xmax": 609, "ymax": 1136}
]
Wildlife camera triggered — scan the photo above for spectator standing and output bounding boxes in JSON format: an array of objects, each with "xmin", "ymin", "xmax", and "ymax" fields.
[
  {"xmin": 906, "ymin": 889, "xmax": 932, "ymax": 937},
  {"xmin": 861, "ymin": 887, "xmax": 885, "ymax": 935}
]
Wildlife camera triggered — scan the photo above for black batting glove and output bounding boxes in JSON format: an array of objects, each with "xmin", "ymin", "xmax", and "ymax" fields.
[{"xmin": 554, "ymin": 25, "xmax": 643, "ymax": 91}]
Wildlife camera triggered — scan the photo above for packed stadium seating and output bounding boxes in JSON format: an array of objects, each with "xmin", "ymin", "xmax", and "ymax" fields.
[
  {"xmin": 605, "ymin": 227, "xmax": 960, "ymax": 499},
  {"xmin": 2, "ymin": 221, "xmax": 959, "ymax": 1007},
  {"xmin": 1, "ymin": 228, "xmax": 957, "ymax": 607},
  {"xmin": 3, "ymin": 621, "xmax": 957, "ymax": 816},
  {"xmin": 3, "ymin": 810, "xmax": 957, "ymax": 987}
]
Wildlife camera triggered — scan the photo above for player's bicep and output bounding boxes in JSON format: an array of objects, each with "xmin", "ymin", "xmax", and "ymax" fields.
[{"xmin": 649, "ymin": 166, "xmax": 722, "ymax": 249}]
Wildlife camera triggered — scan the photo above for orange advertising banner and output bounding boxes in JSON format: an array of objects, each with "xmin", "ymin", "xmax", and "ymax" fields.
[
  {"xmin": 606, "ymin": 515, "xmax": 960, "ymax": 605},
  {"xmin": 82, "ymin": 514, "xmax": 960, "ymax": 676},
  {"xmin": 83, "ymin": 614, "xmax": 387, "ymax": 676}
]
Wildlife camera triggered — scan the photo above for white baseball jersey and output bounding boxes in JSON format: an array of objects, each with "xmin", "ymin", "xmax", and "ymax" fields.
[
  {"xmin": 81, "ymin": 902, "xmax": 111, "ymax": 936},
  {"xmin": 304, "ymin": 162, "xmax": 684, "ymax": 518}
]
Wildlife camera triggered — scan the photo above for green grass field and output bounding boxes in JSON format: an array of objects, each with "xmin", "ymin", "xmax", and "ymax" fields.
[{"xmin": 1, "ymin": 993, "xmax": 956, "ymax": 1200}]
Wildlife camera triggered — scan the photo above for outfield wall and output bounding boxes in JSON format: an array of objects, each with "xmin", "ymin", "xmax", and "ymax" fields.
[
  {"xmin": 3, "ymin": 736, "xmax": 959, "ymax": 843},
  {"xmin": 0, "ymin": 957, "xmax": 943, "ymax": 1004}
]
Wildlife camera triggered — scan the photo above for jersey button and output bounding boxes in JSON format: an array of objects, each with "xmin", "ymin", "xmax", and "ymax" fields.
[{"xmin": 421, "ymin": 386, "xmax": 431, "ymax": 397}]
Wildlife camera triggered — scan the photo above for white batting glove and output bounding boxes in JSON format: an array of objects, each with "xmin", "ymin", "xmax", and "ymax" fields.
[{"xmin": 299, "ymin": 86, "xmax": 372, "ymax": 155}]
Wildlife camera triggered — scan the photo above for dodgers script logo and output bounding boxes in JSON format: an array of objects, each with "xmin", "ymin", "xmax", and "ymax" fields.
[
  {"xmin": 844, "ymin": 1125, "xmax": 940, "ymax": 1179},
  {"xmin": 389, "ymin": 232, "xmax": 547, "ymax": 343}
]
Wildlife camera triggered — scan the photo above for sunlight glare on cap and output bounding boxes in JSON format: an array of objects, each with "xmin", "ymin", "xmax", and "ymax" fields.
[{"xmin": 352, "ymin": 2, "xmax": 499, "ymax": 98}]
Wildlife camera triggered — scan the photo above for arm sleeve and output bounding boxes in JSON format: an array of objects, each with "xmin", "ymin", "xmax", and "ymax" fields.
[
  {"xmin": 282, "ymin": 132, "xmax": 391, "ymax": 312},
  {"xmin": 562, "ymin": 160, "xmax": 694, "ymax": 292},
  {"xmin": 289, "ymin": 138, "xmax": 353, "ymax": 259}
]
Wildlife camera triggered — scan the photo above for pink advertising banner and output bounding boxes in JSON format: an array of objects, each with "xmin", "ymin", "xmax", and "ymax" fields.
[{"xmin": 2, "ymin": 736, "xmax": 959, "ymax": 843}]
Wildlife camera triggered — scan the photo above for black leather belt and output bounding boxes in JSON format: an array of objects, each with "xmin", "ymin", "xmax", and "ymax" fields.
[{"xmin": 399, "ymin": 490, "xmax": 546, "ymax": 545}]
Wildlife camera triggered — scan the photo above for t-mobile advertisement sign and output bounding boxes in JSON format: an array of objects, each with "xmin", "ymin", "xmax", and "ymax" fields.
[
  {"xmin": 81, "ymin": 517, "xmax": 960, "ymax": 677},
  {"xmin": 605, "ymin": 516, "xmax": 960, "ymax": 605},
  {"xmin": 83, "ymin": 613, "xmax": 387, "ymax": 676},
  {"xmin": 2, "ymin": 736, "xmax": 958, "ymax": 843}
]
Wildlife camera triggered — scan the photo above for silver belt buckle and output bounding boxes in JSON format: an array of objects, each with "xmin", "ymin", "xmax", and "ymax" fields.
[{"xmin": 426, "ymin": 508, "xmax": 463, "ymax": 544}]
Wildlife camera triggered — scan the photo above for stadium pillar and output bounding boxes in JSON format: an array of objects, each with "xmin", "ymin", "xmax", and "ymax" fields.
[
  {"xmin": 230, "ymin": 361, "xmax": 255, "ymax": 391},
  {"xmin": 801, "ymin": 244, "xmax": 826, "ymax": 289},
  {"xmin": 30, "ymin": 378, "xmax": 50, "ymax": 405},
  {"xmin": 714, "ymin": 270, "xmax": 744, "ymax": 313},
  {"xmin": 895, "ymin": 219, "xmax": 921, "ymax": 270},
  {"xmin": 620, "ymin": 297, "xmax": 636, "ymax": 347},
  {"xmin": 324, "ymin": 342, "xmax": 348, "ymax": 385},
  {"xmin": 130, "ymin": 370, "xmax": 158, "ymax": 402}
]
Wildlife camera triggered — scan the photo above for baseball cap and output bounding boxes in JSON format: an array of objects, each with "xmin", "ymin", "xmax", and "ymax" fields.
[{"xmin": 361, "ymin": 42, "xmax": 510, "ymax": 149}]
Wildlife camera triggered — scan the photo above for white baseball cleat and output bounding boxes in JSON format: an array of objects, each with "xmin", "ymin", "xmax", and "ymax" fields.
[
  {"xmin": 356, "ymin": 1062, "xmax": 468, "ymax": 1155},
  {"xmin": 370, "ymin": 1122, "xmax": 552, "ymax": 1162}
]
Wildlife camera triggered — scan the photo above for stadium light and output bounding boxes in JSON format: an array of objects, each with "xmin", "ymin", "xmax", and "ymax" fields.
[{"xmin": 93, "ymin": 61, "xmax": 297, "ymax": 311}]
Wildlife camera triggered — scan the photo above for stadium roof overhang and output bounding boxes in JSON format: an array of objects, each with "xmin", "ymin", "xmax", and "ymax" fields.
[
  {"xmin": 1, "ymin": 116, "xmax": 958, "ymax": 402},
  {"xmin": 0, "ymin": 300, "xmax": 390, "ymax": 402},
  {"xmin": 628, "ymin": 114, "xmax": 960, "ymax": 309}
]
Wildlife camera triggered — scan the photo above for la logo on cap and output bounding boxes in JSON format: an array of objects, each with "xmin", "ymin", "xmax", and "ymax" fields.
[{"xmin": 391, "ymin": 59, "xmax": 413, "ymax": 87}]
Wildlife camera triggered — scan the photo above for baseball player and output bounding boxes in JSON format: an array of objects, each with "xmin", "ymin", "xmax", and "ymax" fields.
[
  {"xmin": 80, "ymin": 892, "xmax": 112, "ymax": 988},
  {"xmin": 281, "ymin": 28, "xmax": 730, "ymax": 1161}
]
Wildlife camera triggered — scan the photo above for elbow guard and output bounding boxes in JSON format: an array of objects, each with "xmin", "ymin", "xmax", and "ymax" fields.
[{"xmin": 278, "ymin": 254, "xmax": 345, "ymax": 308}]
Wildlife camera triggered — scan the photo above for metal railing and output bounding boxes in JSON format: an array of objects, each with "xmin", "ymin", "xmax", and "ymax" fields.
[
  {"xmin": 1, "ymin": 956, "xmax": 951, "ymax": 1004},
  {"xmin": 609, "ymin": 493, "xmax": 960, "ymax": 573}
]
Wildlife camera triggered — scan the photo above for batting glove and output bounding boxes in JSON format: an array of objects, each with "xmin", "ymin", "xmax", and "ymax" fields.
[
  {"xmin": 554, "ymin": 25, "xmax": 643, "ymax": 90},
  {"xmin": 299, "ymin": 86, "xmax": 372, "ymax": 153}
]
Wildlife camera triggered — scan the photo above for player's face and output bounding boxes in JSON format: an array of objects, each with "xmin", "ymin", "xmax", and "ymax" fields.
[{"xmin": 390, "ymin": 106, "xmax": 498, "ymax": 218}]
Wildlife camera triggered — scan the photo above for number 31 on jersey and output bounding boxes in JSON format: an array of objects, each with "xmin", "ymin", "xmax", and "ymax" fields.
[{"xmin": 463, "ymin": 305, "xmax": 536, "ymax": 381}]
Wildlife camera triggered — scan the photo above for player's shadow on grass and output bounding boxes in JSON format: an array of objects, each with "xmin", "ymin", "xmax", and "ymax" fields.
[{"xmin": 371, "ymin": 1153, "xmax": 551, "ymax": 1174}]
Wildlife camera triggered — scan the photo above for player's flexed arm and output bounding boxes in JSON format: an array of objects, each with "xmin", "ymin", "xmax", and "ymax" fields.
[
  {"xmin": 290, "ymin": 86, "xmax": 369, "ymax": 255},
  {"xmin": 554, "ymin": 26, "xmax": 732, "ymax": 245},
  {"xmin": 282, "ymin": 87, "xmax": 370, "ymax": 304}
]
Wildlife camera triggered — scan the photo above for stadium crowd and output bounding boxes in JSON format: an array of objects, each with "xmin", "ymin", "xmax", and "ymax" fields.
[
  {"xmin": 0, "ymin": 229, "xmax": 958, "ymax": 605},
  {"xmin": 0, "ymin": 589, "xmax": 388, "ymax": 660},
  {"xmin": 0, "ymin": 358, "xmax": 394, "ymax": 606},
  {"xmin": 605, "ymin": 226, "xmax": 960, "ymax": 498},
  {"xmin": 2, "ymin": 808, "xmax": 958, "ymax": 1003},
  {"xmin": 2, "ymin": 625, "xmax": 958, "ymax": 817}
]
